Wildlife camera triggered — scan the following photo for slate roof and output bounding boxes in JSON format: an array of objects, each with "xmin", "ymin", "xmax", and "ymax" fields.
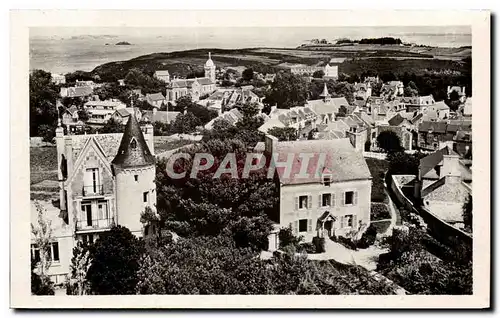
[
  {"xmin": 419, "ymin": 147, "xmax": 459, "ymax": 179},
  {"xmin": 67, "ymin": 86, "xmax": 94, "ymax": 98},
  {"xmin": 270, "ymin": 138, "xmax": 372, "ymax": 185},
  {"xmin": 197, "ymin": 77, "xmax": 214, "ymax": 85},
  {"xmin": 421, "ymin": 177, "xmax": 470, "ymax": 203},
  {"xmin": 410, "ymin": 113, "xmax": 423, "ymax": 124},
  {"xmin": 65, "ymin": 105, "xmax": 79, "ymax": 116},
  {"xmin": 111, "ymin": 115, "xmax": 155, "ymax": 168},
  {"xmin": 68, "ymin": 133, "xmax": 123, "ymax": 163},
  {"xmin": 115, "ymin": 108, "xmax": 132, "ymax": 117},
  {"xmin": 388, "ymin": 113, "xmax": 406, "ymax": 126},
  {"xmin": 419, "ymin": 121, "xmax": 448, "ymax": 133},
  {"xmin": 431, "ymin": 101, "xmax": 450, "ymax": 111},
  {"xmin": 146, "ymin": 93, "xmax": 166, "ymax": 102}
]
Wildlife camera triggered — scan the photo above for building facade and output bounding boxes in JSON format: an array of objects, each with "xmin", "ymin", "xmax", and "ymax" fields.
[
  {"xmin": 42, "ymin": 114, "xmax": 156, "ymax": 283},
  {"xmin": 264, "ymin": 136, "xmax": 372, "ymax": 240}
]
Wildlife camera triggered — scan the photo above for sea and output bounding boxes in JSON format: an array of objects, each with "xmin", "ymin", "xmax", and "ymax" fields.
[{"xmin": 29, "ymin": 26, "xmax": 472, "ymax": 75}]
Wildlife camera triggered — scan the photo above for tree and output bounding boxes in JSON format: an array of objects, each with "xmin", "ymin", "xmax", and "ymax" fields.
[
  {"xmin": 376, "ymin": 130, "xmax": 402, "ymax": 153},
  {"xmin": 267, "ymin": 127, "xmax": 298, "ymax": 141},
  {"xmin": 77, "ymin": 109, "xmax": 90, "ymax": 122},
  {"xmin": 463, "ymin": 194, "xmax": 472, "ymax": 233},
  {"xmin": 87, "ymin": 225, "xmax": 145, "ymax": 295},
  {"xmin": 31, "ymin": 201, "xmax": 56, "ymax": 295},
  {"xmin": 337, "ymin": 105, "xmax": 348, "ymax": 118},
  {"xmin": 31, "ymin": 201, "xmax": 53, "ymax": 276},
  {"xmin": 30, "ymin": 70, "xmax": 59, "ymax": 137},
  {"xmin": 312, "ymin": 70, "xmax": 325, "ymax": 78},
  {"xmin": 170, "ymin": 112, "xmax": 202, "ymax": 134},
  {"xmin": 31, "ymin": 256, "xmax": 54, "ymax": 295},
  {"xmin": 267, "ymin": 72, "xmax": 308, "ymax": 109},
  {"xmin": 67, "ymin": 241, "xmax": 93, "ymax": 295},
  {"xmin": 100, "ymin": 118, "xmax": 124, "ymax": 133},
  {"xmin": 404, "ymin": 86, "xmax": 418, "ymax": 97},
  {"xmin": 242, "ymin": 68, "xmax": 254, "ymax": 82}
]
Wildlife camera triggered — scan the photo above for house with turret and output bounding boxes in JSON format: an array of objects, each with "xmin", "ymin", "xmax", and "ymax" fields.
[{"xmin": 36, "ymin": 114, "xmax": 157, "ymax": 283}]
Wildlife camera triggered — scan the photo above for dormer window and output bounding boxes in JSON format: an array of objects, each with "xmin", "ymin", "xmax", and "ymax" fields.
[
  {"xmin": 322, "ymin": 174, "xmax": 332, "ymax": 186},
  {"xmin": 130, "ymin": 138, "xmax": 137, "ymax": 149}
]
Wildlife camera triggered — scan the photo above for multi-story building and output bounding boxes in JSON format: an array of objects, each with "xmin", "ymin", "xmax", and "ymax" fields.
[
  {"xmin": 39, "ymin": 114, "xmax": 156, "ymax": 283},
  {"xmin": 262, "ymin": 136, "xmax": 372, "ymax": 240},
  {"xmin": 83, "ymin": 99, "xmax": 126, "ymax": 125}
]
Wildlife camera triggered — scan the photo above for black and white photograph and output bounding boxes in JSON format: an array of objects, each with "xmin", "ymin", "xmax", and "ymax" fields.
[{"xmin": 10, "ymin": 9, "xmax": 490, "ymax": 308}]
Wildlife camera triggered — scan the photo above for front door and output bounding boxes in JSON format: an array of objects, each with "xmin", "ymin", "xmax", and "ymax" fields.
[{"xmin": 324, "ymin": 220, "xmax": 333, "ymax": 237}]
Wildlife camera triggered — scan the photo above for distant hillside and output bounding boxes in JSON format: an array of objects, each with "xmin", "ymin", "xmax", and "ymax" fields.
[
  {"xmin": 116, "ymin": 41, "xmax": 132, "ymax": 45},
  {"xmin": 87, "ymin": 46, "xmax": 471, "ymax": 83}
]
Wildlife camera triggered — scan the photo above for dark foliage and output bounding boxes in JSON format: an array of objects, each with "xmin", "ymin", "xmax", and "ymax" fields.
[
  {"xmin": 376, "ymin": 130, "xmax": 402, "ymax": 153},
  {"xmin": 87, "ymin": 225, "xmax": 145, "ymax": 295},
  {"xmin": 312, "ymin": 236, "xmax": 326, "ymax": 253}
]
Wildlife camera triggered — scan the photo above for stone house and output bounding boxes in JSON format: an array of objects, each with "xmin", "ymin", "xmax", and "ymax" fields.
[
  {"xmin": 42, "ymin": 115, "xmax": 157, "ymax": 283},
  {"xmin": 414, "ymin": 147, "xmax": 472, "ymax": 224},
  {"xmin": 83, "ymin": 99, "xmax": 127, "ymax": 125},
  {"xmin": 263, "ymin": 136, "xmax": 372, "ymax": 240}
]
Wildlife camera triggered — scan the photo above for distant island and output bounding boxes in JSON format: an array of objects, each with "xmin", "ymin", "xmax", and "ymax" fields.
[
  {"xmin": 303, "ymin": 37, "xmax": 404, "ymax": 47},
  {"xmin": 115, "ymin": 41, "xmax": 132, "ymax": 46}
]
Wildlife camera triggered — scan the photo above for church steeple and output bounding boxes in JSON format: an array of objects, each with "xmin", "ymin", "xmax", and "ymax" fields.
[
  {"xmin": 320, "ymin": 83, "xmax": 331, "ymax": 101},
  {"xmin": 112, "ymin": 114, "xmax": 155, "ymax": 169},
  {"xmin": 204, "ymin": 52, "xmax": 216, "ymax": 83}
]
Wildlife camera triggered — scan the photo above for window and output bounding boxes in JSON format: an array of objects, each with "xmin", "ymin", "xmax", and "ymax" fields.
[
  {"xmin": 299, "ymin": 219, "xmax": 308, "ymax": 232},
  {"xmin": 344, "ymin": 215, "xmax": 353, "ymax": 228},
  {"xmin": 81, "ymin": 201, "xmax": 92, "ymax": 227},
  {"xmin": 299, "ymin": 195, "xmax": 308, "ymax": 209},
  {"xmin": 130, "ymin": 138, "xmax": 137, "ymax": 149},
  {"xmin": 322, "ymin": 175, "xmax": 332, "ymax": 186},
  {"xmin": 143, "ymin": 192, "xmax": 149, "ymax": 204},
  {"xmin": 134, "ymin": 175, "xmax": 138, "ymax": 182},
  {"xmin": 345, "ymin": 191, "xmax": 354, "ymax": 205},
  {"xmin": 98, "ymin": 200, "xmax": 108, "ymax": 219},
  {"xmin": 31, "ymin": 242, "xmax": 59, "ymax": 262},
  {"xmin": 322, "ymin": 193, "xmax": 332, "ymax": 207}
]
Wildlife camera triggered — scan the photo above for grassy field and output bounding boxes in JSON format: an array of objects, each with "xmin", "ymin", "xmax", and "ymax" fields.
[
  {"xmin": 366, "ymin": 158, "xmax": 389, "ymax": 204},
  {"xmin": 154, "ymin": 139, "xmax": 195, "ymax": 154},
  {"xmin": 30, "ymin": 146, "xmax": 58, "ymax": 185}
]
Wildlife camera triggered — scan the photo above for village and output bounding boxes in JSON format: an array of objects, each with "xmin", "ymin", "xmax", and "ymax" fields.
[{"xmin": 30, "ymin": 50, "xmax": 473, "ymax": 296}]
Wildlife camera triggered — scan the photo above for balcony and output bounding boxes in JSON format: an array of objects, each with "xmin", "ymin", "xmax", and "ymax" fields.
[
  {"xmin": 82, "ymin": 185, "xmax": 104, "ymax": 197},
  {"xmin": 76, "ymin": 218, "xmax": 113, "ymax": 231}
]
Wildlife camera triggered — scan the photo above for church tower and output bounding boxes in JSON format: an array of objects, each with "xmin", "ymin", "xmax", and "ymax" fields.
[
  {"xmin": 111, "ymin": 114, "xmax": 156, "ymax": 237},
  {"xmin": 204, "ymin": 52, "xmax": 216, "ymax": 83},
  {"xmin": 319, "ymin": 83, "xmax": 331, "ymax": 102}
]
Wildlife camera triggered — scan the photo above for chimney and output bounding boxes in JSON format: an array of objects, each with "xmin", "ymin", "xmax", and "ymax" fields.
[
  {"xmin": 441, "ymin": 153, "xmax": 461, "ymax": 184},
  {"xmin": 153, "ymin": 107, "xmax": 157, "ymax": 115},
  {"xmin": 447, "ymin": 86, "xmax": 451, "ymax": 95},
  {"xmin": 264, "ymin": 134, "xmax": 278, "ymax": 154},
  {"xmin": 462, "ymin": 86, "xmax": 466, "ymax": 95}
]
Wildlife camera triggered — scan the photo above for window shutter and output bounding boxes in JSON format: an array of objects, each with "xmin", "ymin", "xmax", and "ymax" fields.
[
  {"xmin": 295, "ymin": 197, "xmax": 299, "ymax": 210},
  {"xmin": 352, "ymin": 215, "xmax": 357, "ymax": 229},
  {"xmin": 331, "ymin": 193, "xmax": 335, "ymax": 207},
  {"xmin": 341, "ymin": 216, "xmax": 345, "ymax": 228},
  {"xmin": 341, "ymin": 192, "xmax": 345, "ymax": 206},
  {"xmin": 308, "ymin": 195, "xmax": 312, "ymax": 209},
  {"xmin": 308, "ymin": 219, "xmax": 312, "ymax": 233},
  {"xmin": 318, "ymin": 194, "xmax": 322, "ymax": 208},
  {"xmin": 294, "ymin": 220, "xmax": 299, "ymax": 235},
  {"xmin": 354, "ymin": 191, "xmax": 358, "ymax": 205}
]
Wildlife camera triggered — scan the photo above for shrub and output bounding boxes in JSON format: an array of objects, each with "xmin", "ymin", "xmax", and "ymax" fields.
[
  {"xmin": 356, "ymin": 224, "xmax": 378, "ymax": 249},
  {"xmin": 334, "ymin": 235, "xmax": 358, "ymax": 250},
  {"xmin": 278, "ymin": 227, "xmax": 303, "ymax": 249},
  {"xmin": 371, "ymin": 203, "xmax": 391, "ymax": 221},
  {"xmin": 298, "ymin": 242, "xmax": 317, "ymax": 254},
  {"xmin": 312, "ymin": 236, "xmax": 326, "ymax": 253}
]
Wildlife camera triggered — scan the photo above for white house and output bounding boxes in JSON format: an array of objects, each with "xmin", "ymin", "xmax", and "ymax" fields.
[{"xmin": 262, "ymin": 135, "xmax": 372, "ymax": 240}]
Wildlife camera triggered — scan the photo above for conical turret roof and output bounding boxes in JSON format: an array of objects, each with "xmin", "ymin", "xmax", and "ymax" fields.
[
  {"xmin": 112, "ymin": 114, "xmax": 155, "ymax": 168},
  {"xmin": 320, "ymin": 83, "xmax": 330, "ymax": 98}
]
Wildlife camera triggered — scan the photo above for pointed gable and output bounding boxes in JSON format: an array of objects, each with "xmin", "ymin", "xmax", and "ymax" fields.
[{"xmin": 112, "ymin": 115, "xmax": 155, "ymax": 168}]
